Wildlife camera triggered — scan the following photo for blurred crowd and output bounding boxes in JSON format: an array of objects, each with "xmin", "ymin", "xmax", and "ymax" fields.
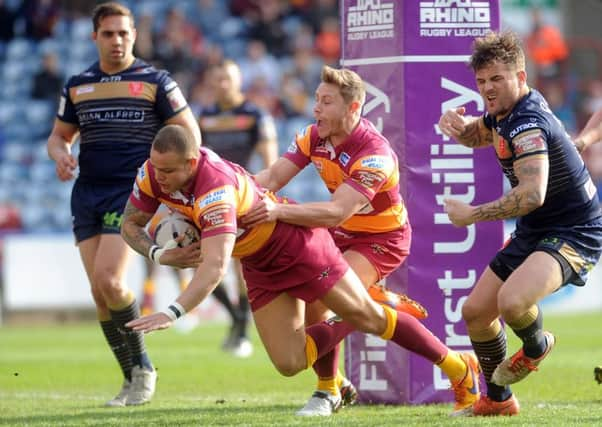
[{"xmin": 0, "ymin": 0, "xmax": 601, "ymax": 234}]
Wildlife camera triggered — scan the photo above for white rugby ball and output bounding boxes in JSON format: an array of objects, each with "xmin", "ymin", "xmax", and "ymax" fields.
[{"xmin": 149, "ymin": 211, "xmax": 200, "ymax": 247}]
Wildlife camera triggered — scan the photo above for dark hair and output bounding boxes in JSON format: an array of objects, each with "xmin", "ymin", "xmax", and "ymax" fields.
[
  {"xmin": 152, "ymin": 125, "xmax": 199, "ymax": 159},
  {"xmin": 92, "ymin": 2, "xmax": 134, "ymax": 32},
  {"xmin": 469, "ymin": 31, "xmax": 525, "ymax": 72}
]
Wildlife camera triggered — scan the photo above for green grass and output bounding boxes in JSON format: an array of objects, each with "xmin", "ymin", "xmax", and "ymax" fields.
[{"xmin": 1, "ymin": 312, "xmax": 601, "ymax": 426}]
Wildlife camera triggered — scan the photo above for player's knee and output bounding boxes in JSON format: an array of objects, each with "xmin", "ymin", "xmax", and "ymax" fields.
[
  {"xmin": 93, "ymin": 269, "xmax": 123, "ymax": 297},
  {"xmin": 272, "ymin": 357, "xmax": 305, "ymax": 377},
  {"xmin": 497, "ymin": 293, "xmax": 525, "ymax": 322},
  {"xmin": 461, "ymin": 298, "xmax": 483, "ymax": 326}
]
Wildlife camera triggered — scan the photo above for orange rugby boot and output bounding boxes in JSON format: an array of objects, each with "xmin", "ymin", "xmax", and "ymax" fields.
[
  {"xmin": 450, "ymin": 352, "xmax": 481, "ymax": 416},
  {"xmin": 367, "ymin": 284, "xmax": 428, "ymax": 319},
  {"xmin": 491, "ymin": 331, "xmax": 555, "ymax": 386},
  {"xmin": 471, "ymin": 394, "xmax": 520, "ymax": 416}
]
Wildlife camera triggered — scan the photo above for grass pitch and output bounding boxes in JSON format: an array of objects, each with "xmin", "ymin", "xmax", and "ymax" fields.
[{"xmin": 1, "ymin": 312, "xmax": 601, "ymax": 426}]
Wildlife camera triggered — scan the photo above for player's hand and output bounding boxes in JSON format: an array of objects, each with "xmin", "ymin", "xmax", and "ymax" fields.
[
  {"xmin": 241, "ymin": 196, "xmax": 278, "ymax": 228},
  {"xmin": 54, "ymin": 153, "xmax": 77, "ymax": 181},
  {"xmin": 126, "ymin": 312, "xmax": 173, "ymax": 333},
  {"xmin": 438, "ymin": 107, "xmax": 468, "ymax": 139},
  {"xmin": 443, "ymin": 198, "xmax": 476, "ymax": 227},
  {"xmin": 159, "ymin": 240, "xmax": 203, "ymax": 268}
]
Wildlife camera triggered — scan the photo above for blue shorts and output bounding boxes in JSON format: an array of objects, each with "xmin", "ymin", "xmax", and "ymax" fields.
[
  {"xmin": 489, "ymin": 218, "xmax": 602, "ymax": 287},
  {"xmin": 71, "ymin": 180, "xmax": 132, "ymax": 243}
]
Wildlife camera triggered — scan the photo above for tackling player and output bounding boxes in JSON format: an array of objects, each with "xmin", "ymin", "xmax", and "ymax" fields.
[
  {"xmin": 46, "ymin": 2, "xmax": 201, "ymax": 407},
  {"xmin": 241, "ymin": 65, "xmax": 428, "ymax": 415},
  {"xmin": 120, "ymin": 124, "xmax": 481, "ymax": 417},
  {"xmin": 438, "ymin": 31, "xmax": 602, "ymax": 416}
]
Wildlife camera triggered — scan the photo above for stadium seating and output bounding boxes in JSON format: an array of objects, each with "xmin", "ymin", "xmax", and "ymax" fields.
[{"xmin": 0, "ymin": 1, "xmax": 327, "ymax": 233}]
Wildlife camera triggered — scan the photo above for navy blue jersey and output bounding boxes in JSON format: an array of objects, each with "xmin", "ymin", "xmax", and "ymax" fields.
[
  {"xmin": 57, "ymin": 59, "xmax": 188, "ymax": 184},
  {"xmin": 198, "ymin": 100, "xmax": 275, "ymax": 167},
  {"xmin": 484, "ymin": 89, "xmax": 600, "ymax": 228}
]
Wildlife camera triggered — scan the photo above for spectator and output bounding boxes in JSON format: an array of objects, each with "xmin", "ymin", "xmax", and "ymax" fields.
[
  {"xmin": 525, "ymin": 8, "xmax": 569, "ymax": 86},
  {"xmin": 31, "ymin": 52, "xmax": 63, "ymax": 105},
  {"xmin": 21, "ymin": 0, "xmax": 61, "ymax": 41},
  {"xmin": 239, "ymin": 39, "xmax": 281, "ymax": 92},
  {"xmin": 315, "ymin": 16, "xmax": 340, "ymax": 65},
  {"xmin": 0, "ymin": 0, "xmax": 16, "ymax": 42},
  {"xmin": 248, "ymin": 0, "xmax": 290, "ymax": 58}
]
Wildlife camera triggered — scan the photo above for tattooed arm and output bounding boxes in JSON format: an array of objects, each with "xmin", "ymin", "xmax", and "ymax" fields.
[
  {"xmin": 444, "ymin": 155, "xmax": 548, "ymax": 226},
  {"xmin": 438, "ymin": 107, "xmax": 493, "ymax": 148},
  {"xmin": 121, "ymin": 199, "xmax": 156, "ymax": 257}
]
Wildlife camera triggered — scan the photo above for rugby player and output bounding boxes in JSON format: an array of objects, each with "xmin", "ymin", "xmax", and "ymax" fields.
[
  {"xmin": 438, "ymin": 31, "xmax": 602, "ymax": 416},
  {"xmin": 120, "ymin": 124, "xmax": 481, "ymax": 417},
  {"xmin": 241, "ymin": 65, "xmax": 428, "ymax": 415},
  {"xmin": 46, "ymin": 2, "xmax": 201, "ymax": 407}
]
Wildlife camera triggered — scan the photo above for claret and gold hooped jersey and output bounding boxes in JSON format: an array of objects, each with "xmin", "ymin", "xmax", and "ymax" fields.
[
  {"xmin": 283, "ymin": 118, "xmax": 407, "ymax": 234},
  {"xmin": 58, "ymin": 59, "xmax": 188, "ymax": 184},
  {"xmin": 129, "ymin": 147, "xmax": 276, "ymax": 258}
]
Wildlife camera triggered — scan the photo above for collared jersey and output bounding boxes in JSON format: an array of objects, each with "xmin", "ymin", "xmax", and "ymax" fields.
[
  {"xmin": 484, "ymin": 89, "xmax": 600, "ymax": 228},
  {"xmin": 129, "ymin": 147, "xmax": 276, "ymax": 258},
  {"xmin": 283, "ymin": 118, "xmax": 407, "ymax": 233},
  {"xmin": 198, "ymin": 100, "xmax": 276, "ymax": 167},
  {"xmin": 58, "ymin": 59, "xmax": 188, "ymax": 184}
]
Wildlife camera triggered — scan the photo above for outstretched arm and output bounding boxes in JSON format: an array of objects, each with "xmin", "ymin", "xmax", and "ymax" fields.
[
  {"xmin": 242, "ymin": 183, "xmax": 369, "ymax": 228},
  {"xmin": 126, "ymin": 232, "xmax": 236, "ymax": 333},
  {"xmin": 253, "ymin": 157, "xmax": 301, "ymax": 192}
]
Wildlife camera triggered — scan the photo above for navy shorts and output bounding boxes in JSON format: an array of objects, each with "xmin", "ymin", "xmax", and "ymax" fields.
[
  {"xmin": 71, "ymin": 180, "xmax": 132, "ymax": 243},
  {"xmin": 489, "ymin": 218, "xmax": 602, "ymax": 287}
]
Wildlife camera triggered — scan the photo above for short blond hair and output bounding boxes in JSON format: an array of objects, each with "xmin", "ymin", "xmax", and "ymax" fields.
[{"xmin": 321, "ymin": 65, "xmax": 366, "ymax": 106}]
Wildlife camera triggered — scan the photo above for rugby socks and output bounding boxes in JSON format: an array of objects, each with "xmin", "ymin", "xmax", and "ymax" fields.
[
  {"xmin": 212, "ymin": 283, "xmax": 239, "ymax": 321},
  {"xmin": 507, "ymin": 305, "xmax": 546, "ymax": 358},
  {"xmin": 99, "ymin": 316, "xmax": 133, "ymax": 381},
  {"xmin": 237, "ymin": 295, "xmax": 250, "ymax": 338},
  {"xmin": 380, "ymin": 305, "xmax": 450, "ymax": 364},
  {"xmin": 313, "ymin": 344, "xmax": 341, "ymax": 396},
  {"xmin": 305, "ymin": 318, "xmax": 355, "ymax": 366},
  {"xmin": 110, "ymin": 296, "xmax": 153, "ymax": 371},
  {"xmin": 469, "ymin": 321, "xmax": 512, "ymax": 402}
]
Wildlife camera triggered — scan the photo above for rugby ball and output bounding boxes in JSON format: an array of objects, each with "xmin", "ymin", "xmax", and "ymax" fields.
[{"xmin": 148, "ymin": 211, "xmax": 200, "ymax": 247}]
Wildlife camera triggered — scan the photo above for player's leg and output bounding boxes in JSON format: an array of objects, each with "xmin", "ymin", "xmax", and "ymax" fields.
[
  {"xmin": 226, "ymin": 259, "xmax": 253, "ymax": 358},
  {"xmin": 316, "ymin": 269, "xmax": 481, "ymax": 416},
  {"xmin": 460, "ymin": 266, "xmax": 519, "ymax": 416},
  {"xmin": 78, "ymin": 235, "xmax": 134, "ymax": 407},
  {"xmin": 95, "ymin": 234, "xmax": 156, "ymax": 406},
  {"xmin": 252, "ymin": 292, "xmax": 309, "ymax": 375},
  {"xmin": 141, "ymin": 258, "xmax": 157, "ymax": 316},
  {"xmin": 300, "ymin": 250, "xmax": 378, "ymax": 415},
  {"xmin": 490, "ymin": 251, "xmax": 562, "ymax": 387}
]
